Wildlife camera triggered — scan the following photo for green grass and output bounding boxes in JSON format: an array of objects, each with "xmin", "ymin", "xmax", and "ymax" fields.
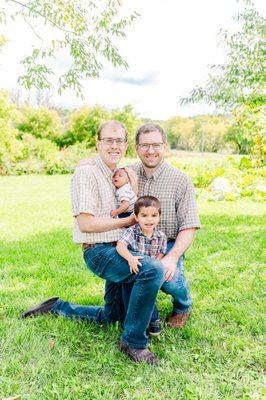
[{"xmin": 1, "ymin": 175, "xmax": 265, "ymax": 400}]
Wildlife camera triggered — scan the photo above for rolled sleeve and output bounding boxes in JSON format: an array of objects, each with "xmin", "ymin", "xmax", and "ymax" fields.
[
  {"xmin": 176, "ymin": 179, "xmax": 201, "ymax": 232},
  {"xmin": 71, "ymin": 167, "xmax": 97, "ymax": 217},
  {"xmin": 118, "ymin": 227, "xmax": 134, "ymax": 246}
]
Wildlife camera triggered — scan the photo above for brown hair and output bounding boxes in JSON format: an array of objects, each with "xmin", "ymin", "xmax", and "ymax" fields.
[
  {"xmin": 98, "ymin": 120, "xmax": 128, "ymax": 141},
  {"xmin": 134, "ymin": 195, "xmax": 161, "ymax": 216},
  {"xmin": 135, "ymin": 124, "xmax": 167, "ymax": 145}
]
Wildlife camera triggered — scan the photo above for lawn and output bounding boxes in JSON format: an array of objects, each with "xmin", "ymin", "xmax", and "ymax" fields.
[{"xmin": 0, "ymin": 174, "xmax": 265, "ymax": 400}]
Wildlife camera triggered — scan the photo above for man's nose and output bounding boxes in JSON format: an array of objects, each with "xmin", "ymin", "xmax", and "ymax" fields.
[
  {"xmin": 147, "ymin": 146, "xmax": 155, "ymax": 153},
  {"xmin": 111, "ymin": 139, "xmax": 119, "ymax": 148}
]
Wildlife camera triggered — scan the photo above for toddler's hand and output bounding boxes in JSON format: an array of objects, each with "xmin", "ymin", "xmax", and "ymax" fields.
[{"xmin": 128, "ymin": 256, "xmax": 143, "ymax": 274}]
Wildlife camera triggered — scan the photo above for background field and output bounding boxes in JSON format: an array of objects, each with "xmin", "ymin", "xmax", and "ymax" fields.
[{"xmin": 1, "ymin": 173, "xmax": 265, "ymax": 400}]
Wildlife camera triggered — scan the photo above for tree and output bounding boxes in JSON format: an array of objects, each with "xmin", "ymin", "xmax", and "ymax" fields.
[
  {"xmin": 60, "ymin": 105, "xmax": 110, "ymax": 148},
  {"xmin": 111, "ymin": 104, "xmax": 142, "ymax": 156},
  {"xmin": 1, "ymin": 1, "xmax": 138, "ymax": 96},
  {"xmin": 182, "ymin": 1, "xmax": 265, "ymax": 164},
  {"xmin": 17, "ymin": 106, "xmax": 62, "ymax": 142},
  {"xmin": 0, "ymin": 91, "xmax": 23, "ymax": 173}
]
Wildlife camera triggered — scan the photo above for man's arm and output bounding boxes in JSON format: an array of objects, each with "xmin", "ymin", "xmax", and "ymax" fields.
[
  {"xmin": 76, "ymin": 213, "xmax": 135, "ymax": 233},
  {"xmin": 161, "ymin": 228, "xmax": 197, "ymax": 282}
]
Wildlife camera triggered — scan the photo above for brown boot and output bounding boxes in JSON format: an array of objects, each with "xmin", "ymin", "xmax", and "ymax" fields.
[
  {"xmin": 166, "ymin": 312, "xmax": 190, "ymax": 328},
  {"xmin": 119, "ymin": 340, "xmax": 160, "ymax": 365}
]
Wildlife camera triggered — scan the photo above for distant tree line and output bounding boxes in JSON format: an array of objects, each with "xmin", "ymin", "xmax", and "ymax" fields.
[{"xmin": 0, "ymin": 90, "xmax": 262, "ymax": 175}]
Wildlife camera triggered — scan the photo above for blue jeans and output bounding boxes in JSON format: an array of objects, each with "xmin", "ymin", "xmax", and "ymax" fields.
[
  {"xmin": 121, "ymin": 240, "xmax": 192, "ymax": 323},
  {"xmin": 52, "ymin": 243, "xmax": 165, "ymax": 349}
]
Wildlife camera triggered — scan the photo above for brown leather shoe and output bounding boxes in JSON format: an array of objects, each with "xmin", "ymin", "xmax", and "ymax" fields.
[
  {"xmin": 119, "ymin": 340, "xmax": 160, "ymax": 365},
  {"xmin": 166, "ymin": 312, "xmax": 190, "ymax": 328}
]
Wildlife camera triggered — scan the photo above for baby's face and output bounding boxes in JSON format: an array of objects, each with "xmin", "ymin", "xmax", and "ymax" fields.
[{"xmin": 112, "ymin": 169, "xmax": 129, "ymax": 188}]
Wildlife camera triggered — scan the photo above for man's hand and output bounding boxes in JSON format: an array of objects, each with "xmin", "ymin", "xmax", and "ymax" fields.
[
  {"xmin": 124, "ymin": 167, "xmax": 138, "ymax": 195},
  {"xmin": 123, "ymin": 213, "xmax": 136, "ymax": 227},
  {"xmin": 128, "ymin": 256, "xmax": 143, "ymax": 274},
  {"xmin": 160, "ymin": 253, "xmax": 179, "ymax": 282}
]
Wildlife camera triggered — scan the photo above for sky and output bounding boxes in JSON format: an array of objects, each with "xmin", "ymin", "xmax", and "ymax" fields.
[{"xmin": 0, "ymin": 0, "xmax": 265, "ymax": 119}]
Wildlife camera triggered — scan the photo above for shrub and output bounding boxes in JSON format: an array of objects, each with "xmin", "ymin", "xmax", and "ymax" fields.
[
  {"xmin": 0, "ymin": 91, "xmax": 23, "ymax": 174},
  {"xmin": 17, "ymin": 106, "xmax": 62, "ymax": 143},
  {"xmin": 58, "ymin": 105, "xmax": 110, "ymax": 148}
]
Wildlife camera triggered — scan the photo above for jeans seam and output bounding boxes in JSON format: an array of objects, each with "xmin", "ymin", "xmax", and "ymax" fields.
[{"xmin": 125, "ymin": 279, "xmax": 146, "ymax": 348}]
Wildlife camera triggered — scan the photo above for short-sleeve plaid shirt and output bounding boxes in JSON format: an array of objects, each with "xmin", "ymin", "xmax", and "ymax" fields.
[
  {"xmin": 71, "ymin": 155, "xmax": 124, "ymax": 244},
  {"xmin": 130, "ymin": 161, "xmax": 200, "ymax": 239},
  {"xmin": 118, "ymin": 224, "xmax": 167, "ymax": 259}
]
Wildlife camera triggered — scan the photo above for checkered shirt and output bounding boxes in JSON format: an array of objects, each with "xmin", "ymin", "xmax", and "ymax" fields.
[
  {"xmin": 118, "ymin": 224, "xmax": 167, "ymax": 259},
  {"xmin": 130, "ymin": 161, "xmax": 200, "ymax": 239},
  {"xmin": 71, "ymin": 155, "xmax": 124, "ymax": 244}
]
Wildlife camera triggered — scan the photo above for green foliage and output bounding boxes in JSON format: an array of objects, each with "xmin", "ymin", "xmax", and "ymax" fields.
[
  {"xmin": 170, "ymin": 155, "xmax": 265, "ymax": 201},
  {"xmin": 2, "ymin": 0, "xmax": 139, "ymax": 96},
  {"xmin": 17, "ymin": 106, "xmax": 62, "ymax": 143},
  {"xmin": 59, "ymin": 105, "xmax": 110, "ymax": 148},
  {"xmin": 111, "ymin": 104, "xmax": 143, "ymax": 156},
  {"xmin": 163, "ymin": 115, "xmax": 230, "ymax": 153},
  {"xmin": 0, "ymin": 91, "xmax": 23, "ymax": 173},
  {"xmin": 182, "ymin": 2, "xmax": 266, "ymax": 165}
]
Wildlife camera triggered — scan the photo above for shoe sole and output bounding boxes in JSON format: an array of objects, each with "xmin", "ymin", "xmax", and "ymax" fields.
[{"xmin": 149, "ymin": 331, "xmax": 162, "ymax": 337}]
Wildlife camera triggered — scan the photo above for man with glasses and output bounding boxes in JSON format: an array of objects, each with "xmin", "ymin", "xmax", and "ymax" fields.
[
  {"xmin": 22, "ymin": 120, "xmax": 165, "ymax": 365},
  {"xmin": 130, "ymin": 124, "xmax": 200, "ymax": 331}
]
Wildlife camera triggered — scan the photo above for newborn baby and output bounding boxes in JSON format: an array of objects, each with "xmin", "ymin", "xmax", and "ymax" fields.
[{"xmin": 111, "ymin": 168, "xmax": 137, "ymax": 218}]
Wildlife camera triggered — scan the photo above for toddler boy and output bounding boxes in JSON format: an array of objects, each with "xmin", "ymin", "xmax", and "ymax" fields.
[{"xmin": 116, "ymin": 195, "xmax": 167, "ymax": 336}]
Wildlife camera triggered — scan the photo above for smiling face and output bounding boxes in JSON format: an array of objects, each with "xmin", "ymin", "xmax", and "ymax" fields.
[
  {"xmin": 136, "ymin": 130, "xmax": 166, "ymax": 173},
  {"xmin": 96, "ymin": 124, "xmax": 128, "ymax": 170},
  {"xmin": 135, "ymin": 205, "xmax": 160, "ymax": 236},
  {"xmin": 112, "ymin": 169, "xmax": 129, "ymax": 188}
]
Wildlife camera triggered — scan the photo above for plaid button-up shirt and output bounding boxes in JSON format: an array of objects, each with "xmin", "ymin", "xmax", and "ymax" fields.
[
  {"xmin": 71, "ymin": 155, "xmax": 124, "ymax": 244},
  {"xmin": 131, "ymin": 160, "xmax": 200, "ymax": 240},
  {"xmin": 118, "ymin": 224, "xmax": 167, "ymax": 259}
]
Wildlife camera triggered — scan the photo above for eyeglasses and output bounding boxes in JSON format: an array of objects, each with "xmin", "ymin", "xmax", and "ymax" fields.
[
  {"xmin": 99, "ymin": 138, "xmax": 127, "ymax": 146},
  {"xmin": 137, "ymin": 143, "xmax": 164, "ymax": 151}
]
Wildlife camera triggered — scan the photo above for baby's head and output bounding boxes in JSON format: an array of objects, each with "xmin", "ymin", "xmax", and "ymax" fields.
[
  {"xmin": 112, "ymin": 168, "xmax": 130, "ymax": 188},
  {"xmin": 134, "ymin": 196, "xmax": 161, "ymax": 233}
]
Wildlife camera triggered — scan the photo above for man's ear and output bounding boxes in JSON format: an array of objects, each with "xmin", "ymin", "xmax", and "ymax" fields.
[{"xmin": 96, "ymin": 139, "xmax": 100, "ymax": 151}]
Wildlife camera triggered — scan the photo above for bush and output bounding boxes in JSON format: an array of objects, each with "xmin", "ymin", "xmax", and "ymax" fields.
[
  {"xmin": 58, "ymin": 105, "xmax": 110, "ymax": 148},
  {"xmin": 0, "ymin": 91, "xmax": 23, "ymax": 174},
  {"xmin": 111, "ymin": 104, "xmax": 143, "ymax": 156},
  {"xmin": 17, "ymin": 106, "xmax": 62, "ymax": 143}
]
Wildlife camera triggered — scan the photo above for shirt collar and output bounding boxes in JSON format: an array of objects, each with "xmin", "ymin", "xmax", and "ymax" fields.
[
  {"xmin": 135, "ymin": 223, "xmax": 161, "ymax": 239},
  {"xmin": 139, "ymin": 160, "xmax": 167, "ymax": 181},
  {"xmin": 96, "ymin": 155, "xmax": 114, "ymax": 178}
]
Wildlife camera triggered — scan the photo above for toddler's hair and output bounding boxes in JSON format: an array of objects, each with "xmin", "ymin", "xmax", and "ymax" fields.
[{"xmin": 134, "ymin": 195, "xmax": 161, "ymax": 216}]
